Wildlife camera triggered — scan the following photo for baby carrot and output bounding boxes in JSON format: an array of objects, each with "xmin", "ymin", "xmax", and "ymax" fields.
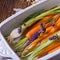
[
  {"xmin": 13, "ymin": 14, "xmax": 60, "ymax": 52},
  {"xmin": 56, "ymin": 18, "xmax": 60, "ymax": 26},
  {"xmin": 21, "ymin": 27, "xmax": 52, "ymax": 56},
  {"xmin": 26, "ymin": 14, "xmax": 54, "ymax": 39},
  {"xmin": 21, "ymin": 18, "xmax": 60, "ymax": 57},
  {"xmin": 13, "ymin": 14, "xmax": 55, "ymax": 52},
  {"xmin": 48, "ymin": 45, "xmax": 60, "ymax": 54},
  {"xmin": 32, "ymin": 14, "xmax": 55, "ymax": 28},
  {"xmin": 26, "ymin": 14, "xmax": 60, "ymax": 39},
  {"xmin": 37, "ymin": 41, "xmax": 60, "ymax": 58},
  {"xmin": 45, "ymin": 14, "xmax": 60, "ymax": 27},
  {"xmin": 28, "ymin": 31, "xmax": 60, "ymax": 60},
  {"xmin": 41, "ymin": 17, "xmax": 60, "ymax": 43}
]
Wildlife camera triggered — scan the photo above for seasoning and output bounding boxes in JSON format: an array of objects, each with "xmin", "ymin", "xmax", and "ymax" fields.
[
  {"xmin": 18, "ymin": 26, "xmax": 22, "ymax": 33},
  {"xmin": 52, "ymin": 24, "xmax": 55, "ymax": 27},
  {"xmin": 49, "ymin": 34, "xmax": 58, "ymax": 40},
  {"xmin": 40, "ymin": 22, "xmax": 46, "ymax": 33},
  {"xmin": 25, "ymin": 32, "xmax": 40, "ymax": 47},
  {"xmin": 24, "ymin": 22, "xmax": 46, "ymax": 47}
]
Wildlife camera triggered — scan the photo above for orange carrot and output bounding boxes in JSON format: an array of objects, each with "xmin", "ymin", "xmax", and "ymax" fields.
[
  {"xmin": 21, "ymin": 28, "xmax": 52, "ymax": 56},
  {"xmin": 41, "ymin": 17, "xmax": 60, "ymax": 44},
  {"xmin": 56, "ymin": 18, "xmax": 60, "ymax": 26},
  {"xmin": 21, "ymin": 18, "xmax": 60, "ymax": 56},
  {"xmin": 26, "ymin": 14, "xmax": 55, "ymax": 39},
  {"xmin": 21, "ymin": 24, "xmax": 60, "ymax": 56},
  {"xmin": 32, "ymin": 14, "xmax": 55, "ymax": 28},
  {"xmin": 26, "ymin": 25, "xmax": 40, "ymax": 39},
  {"xmin": 48, "ymin": 45, "xmax": 60, "ymax": 54},
  {"xmin": 37, "ymin": 41, "xmax": 60, "ymax": 58},
  {"xmin": 45, "ymin": 14, "xmax": 60, "ymax": 28},
  {"xmin": 26, "ymin": 14, "xmax": 60, "ymax": 39}
]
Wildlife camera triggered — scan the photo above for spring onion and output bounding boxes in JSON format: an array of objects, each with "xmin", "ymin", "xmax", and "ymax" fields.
[{"xmin": 8, "ymin": 6, "xmax": 60, "ymax": 42}]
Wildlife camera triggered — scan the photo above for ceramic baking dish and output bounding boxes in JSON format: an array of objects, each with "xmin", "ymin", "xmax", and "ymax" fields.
[{"xmin": 0, "ymin": 0, "xmax": 60, "ymax": 60}]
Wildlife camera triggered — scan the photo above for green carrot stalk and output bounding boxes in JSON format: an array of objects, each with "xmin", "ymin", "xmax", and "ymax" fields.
[
  {"xmin": 28, "ymin": 31, "xmax": 60, "ymax": 60},
  {"xmin": 14, "ymin": 37, "xmax": 28, "ymax": 52}
]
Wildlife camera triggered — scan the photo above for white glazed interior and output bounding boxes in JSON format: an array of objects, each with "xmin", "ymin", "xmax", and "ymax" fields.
[{"xmin": 0, "ymin": 0, "xmax": 60, "ymax": 60}]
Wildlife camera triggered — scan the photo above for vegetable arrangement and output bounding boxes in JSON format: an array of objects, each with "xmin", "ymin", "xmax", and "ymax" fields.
[{"xmin": 7, "ymin": 6, "xmax": 60, "ymax": 60}]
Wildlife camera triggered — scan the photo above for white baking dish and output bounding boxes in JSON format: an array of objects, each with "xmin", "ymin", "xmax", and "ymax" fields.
[{"xmin": 0, "ymin": 0, "xmax": 60, "ymax": 60}]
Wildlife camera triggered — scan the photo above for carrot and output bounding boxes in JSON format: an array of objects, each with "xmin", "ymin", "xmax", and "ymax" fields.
[
  {"xmin": 14, "ymin": 15, "xmax": 60, "ymax": 52},
  {"xmin": 28, "ymin": 31, "xmax": 60, "ymax": 60},
  {"xmin": 41, "ymin": 17, "xmax": 60, "ymax": 44},
  {"xmin": 21, "ymin": 19, "xmax": 60, "ymax": 56},
  {"xmin": 56, "ymin": 18, "xmax": 60, "ymax": 26},
  {"xmin": 45, "ymin": 14, "xmax": 60, "ymax": 28},
  {"xmin": 48, "ymin": 45, "xmax": 60, "ymax": 54},
  {"xmin": 37, "ymin": 41, "xmax": 60, "ymax": 58},
  {"xmin": 21, "ymin": 27, "xmax": 52, "ymax": 56},
  {"xmin": 37, "ymin": 18, "xmax": 60, "ymax": 58},
  {"xmin": 32, "ymin": 14, "xmax": 55, "ymax": 28},
  {"xmin": 26, "ymin": 14, "xmax": 55, "ymax": 39},
  {"xmin": 26, "ymin": 14, "xmax": 60, "ymax": 39}
]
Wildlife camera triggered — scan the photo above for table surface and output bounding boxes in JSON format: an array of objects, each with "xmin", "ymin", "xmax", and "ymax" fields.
[{"xmin": 0, "ymin": 0, "xmax": 31, "ymax": 23}]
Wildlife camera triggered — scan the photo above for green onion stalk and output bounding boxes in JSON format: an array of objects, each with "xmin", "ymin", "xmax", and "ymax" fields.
[
  {"xmin": 23, "ymin": 9, "xmax": 46, "ymax": 22},
  {"xmin": 22, "ymin": 6, "xmax": 60, "ymax": 31},
  {"xmin": 14, "ymin": 37, "xmax": 28, "ymax": 52},
  {"xmin": 8, "ymin": 6, "xmax": 60, "ymax": 42},
  {"xmin": 28, "ymin": 31, "xmax": 60, "ymax": 60}
]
